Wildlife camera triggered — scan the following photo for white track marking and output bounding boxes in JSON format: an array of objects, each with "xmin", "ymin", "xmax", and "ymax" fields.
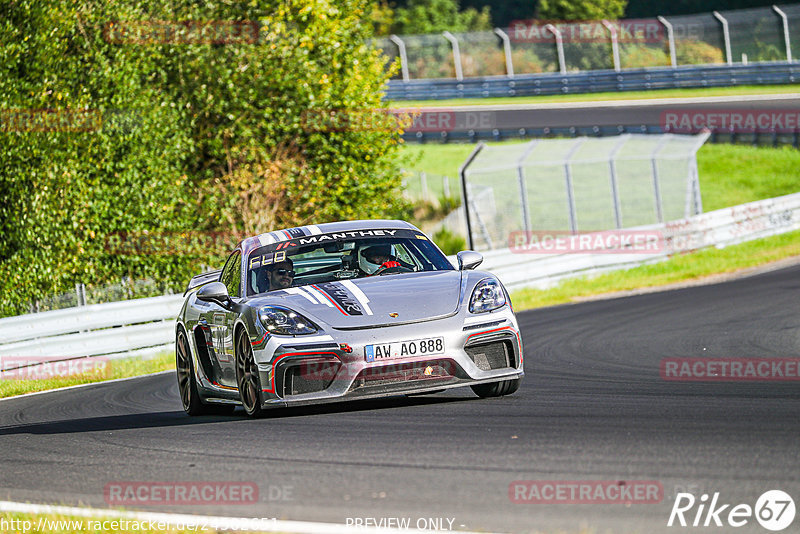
[{"xmin": 0, "ymin": 371, "xmax": 172, "ymax": 403}]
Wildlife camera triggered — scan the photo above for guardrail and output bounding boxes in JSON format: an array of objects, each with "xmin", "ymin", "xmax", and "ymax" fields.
[
  {"xmin": 1, "ymin": 191, "xmax": 797, "ymax": 370},
  {"xmin": 0, "ymin": 295, "xmax": 184, "ymax": 374},
  {"xmin": 385, "ymin": 62, "xmax": 800, "ymax": 101},
  {"xmin": 478, "ymin": 191, "xmax": 800, "ymax": 290}
]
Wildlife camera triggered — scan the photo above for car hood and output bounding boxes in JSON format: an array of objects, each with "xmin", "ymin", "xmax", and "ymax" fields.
[{"xmin": 246, "ymin": 271, "xmax": 464, "ymax": 329}]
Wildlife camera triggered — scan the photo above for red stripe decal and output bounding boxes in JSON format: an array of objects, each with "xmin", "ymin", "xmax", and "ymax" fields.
[
  {"xmin": 311, "ymin": 285, "xmax": 348, "ymax": 315},
  {"xmin": 261, "ymin": 351, "xmax": 340, "ymax": 394}
]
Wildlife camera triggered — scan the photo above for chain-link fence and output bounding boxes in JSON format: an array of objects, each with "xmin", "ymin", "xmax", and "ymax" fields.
[
  {"xmin": 453, "ymin": 133, "xmax": 709, "ymax": 251},
  {"xmin": 31, "ymin": 278, "xmax": 177, "ymax": 313},
  {"xmin": 376, "ymin": 4, "xmax": 800, "ymax": 79}
]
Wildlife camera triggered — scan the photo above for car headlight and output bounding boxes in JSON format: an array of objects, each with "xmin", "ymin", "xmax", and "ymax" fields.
[
  {"xmin": 469, "ymin": 278, "xmax": 506, "ymax": 313},
  {"xmin": 258, "ymin": 306, "xmax": 318, "ymax": 335}
]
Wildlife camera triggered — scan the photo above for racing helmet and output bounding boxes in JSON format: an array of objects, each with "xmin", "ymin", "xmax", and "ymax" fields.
[{"xmin": 358, "ymin": 243, "xmax": 395, "ymax": 275}]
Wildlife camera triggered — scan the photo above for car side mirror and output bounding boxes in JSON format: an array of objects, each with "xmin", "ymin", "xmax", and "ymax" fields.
[
  {"xmin": 457, "ymin": 250, "xmax": 483, "ymax": 270},
  {"xmin": 196, "ymin": 282, "xmax": 231, "ymax": 306}
]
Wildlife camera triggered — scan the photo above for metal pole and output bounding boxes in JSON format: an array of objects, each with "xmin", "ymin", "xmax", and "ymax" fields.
[
  {"xmin": 545, "ymin": 24, "xmax": 567, "ymax": 74},
  {"xmin": 650, "ymin": 136, "xmax": 670, "ymax": 223},
  {"xmin": 516, "ymin": 140, "xmax": 539, "ymax": 236},
  {"xmin": 773, "ymin": 5, "xmax": 793, "ymax": 62},
  {"xmin": 563, "ymin": 138, "xmax": 586, "ymax": 232},
  {"xmin": 459, "ymin": 142, "xmax": 486, "ymax": 250},
  {"xmin": 602, "ymin": 20, "xmax": 621, "ymax": 72},
  {"xmin": 713, "ymin": 11, "xmax": 733, "ymax": 65},
  {"xmin": 608, "ymin": 135, "xmax": 629, "ymax": 228},
  {"xmin": 443, "ymin": 175, "xmax": 451, "ymax": 198},
  {"xmin": 442, "ymin": 31, "xmax": 464, "ymax": 81},
  {"xmin": 493, "ymin": 28, "xmax": 515, "ymax": 77},
  {"xmin": 658, "ymin": 16, "xmax": 677, "ymax": 68},
  {"xmin": 420, "ymin": 171, "xmax": 428, "ymax": 201},
  {"xmin": 389, "ymin": 35, "xmax": 410, "ymax": 82}
]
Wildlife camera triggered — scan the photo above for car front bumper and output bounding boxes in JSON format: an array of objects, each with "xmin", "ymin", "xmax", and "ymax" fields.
[{"xmin": 251, "ymin": 306, "xmax": 524, "ymax": 408}]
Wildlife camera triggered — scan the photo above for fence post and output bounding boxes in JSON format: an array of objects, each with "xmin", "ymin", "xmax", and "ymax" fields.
[
  {"xmin": 650, "ymin": 136, "xmax": 670, "ymax": 223},
  {"xmin": 545, "ymin": 24, "xmax": 567, "ymax": 74},
  {"xmin": 563, "ymin": 138, "xmax": 586, "ymax": 232},
  {"xmin": 517, "ymin": 141, "xmax": 538, "ymax": 236},
  {"xmin": 657, "ymin": 16, "xmax": 677, "ymax": 68},
  {"xmin": 443, "ymin": 175, "xmax": 451, "ymax": 198},
  {"xmin": 389, "ymin": 35, "xmax": 410, "ymax": 82},
  {"xmin": 493, "ymin": 28, "xmax": 515, "ymax": 77},
  {"xmin": 602, "ymin": 20, "xmax": 621, "ymax": 72},
  {"xmin": 608, "ymin": 135, "xmax": 629, "ymax": 228},
  {"xmin": 442, "ymin": 31, "xmax": 464, "ymax": 81},
  {"xmin": 420, "ymin": 171, "xmax": 429, "ymax": 201},
  {"xmin": 459, "ymin": 142, "xmax": 486, "ymax": 250},
  {"xmin": 713, "ymin": 11, "xmax": 733, "ymax": 65},
  {"xmin": 76, "ymin": 283, "xmax": 86, "ymax": 307},
  {"xmin": 772, "ymin": 6, "xmax": 793, "ymax": 62}
]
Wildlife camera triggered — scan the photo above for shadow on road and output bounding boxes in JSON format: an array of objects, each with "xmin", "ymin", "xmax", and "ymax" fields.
[{"xmin": 0, "ymin": 394, "xmax": 476, "ymax": 435}]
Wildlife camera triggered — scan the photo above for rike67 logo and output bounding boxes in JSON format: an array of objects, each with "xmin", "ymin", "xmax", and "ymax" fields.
[{"xmin": 668, "ymin": 490, "xmax": 795, "ymax": 531}]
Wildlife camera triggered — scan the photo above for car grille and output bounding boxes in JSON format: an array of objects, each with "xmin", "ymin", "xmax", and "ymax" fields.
[
  {"xmin": 282, "ymin": 361, "xmax": 339, "ymax": 396},
  {"xmin": 465, "ymin": 340, "xmax": 514, "ymax": 371},
  {"xmin": 352, "ymin": 359, "xmax": 456, "ymax": 388}
]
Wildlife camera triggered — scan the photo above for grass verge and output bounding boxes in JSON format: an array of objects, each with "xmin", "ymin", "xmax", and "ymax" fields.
[
  {"xmin": 389, "ymin": 84, "xmax": 800, "ymax": 108},
  {"xmin": 510, "ymin": 229, "xmax": 800, "ymax": 310},
  {"xmin": 0, "ymin": 351, "xmax": 173, "ymax": 399}
]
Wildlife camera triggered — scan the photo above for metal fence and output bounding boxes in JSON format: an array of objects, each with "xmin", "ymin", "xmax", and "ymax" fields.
[
  {"xmin": 374, "ymin": 4, "xmax": 800, "ymax": 81},
  {"xmin": 457, "ymin": 133, "xmax": 710, "ymax": 251}
]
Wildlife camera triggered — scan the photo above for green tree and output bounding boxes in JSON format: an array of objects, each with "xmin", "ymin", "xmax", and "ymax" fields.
[
  {"xmin": 391, "ymin": 0, "xmax": 492, "ymax": 35},
  {"xmin": 0, "ymin": 0, "xmax": 407, "ymax": 316},
  {"xmin": 536, "ymin": 0, "xmax": 627, "ymax": 21}
]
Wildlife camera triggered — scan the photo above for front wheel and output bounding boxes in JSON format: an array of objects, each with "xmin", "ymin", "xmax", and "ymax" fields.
[
  {"xmin": 176, "ymin": 330, "xmax": 212, "ymax": 416},
  {"xmin": 470, "ymin": 378, "xmax": 521, "ymax": 398},
  {"xmin": 236, "ymin": 330, "xmax": 266, "ymax": 417}
]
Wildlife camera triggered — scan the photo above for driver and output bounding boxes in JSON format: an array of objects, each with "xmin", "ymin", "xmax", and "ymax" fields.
[
  {"xmin": 358, "ymin": 244, "xmax": 402, "ymax": 276},
  {"xmin": 262, "ymin": 258, "xmax": 295, "ymax": 291}
]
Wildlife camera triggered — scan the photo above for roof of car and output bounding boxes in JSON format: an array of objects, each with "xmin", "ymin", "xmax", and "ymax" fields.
[{"xmin": 239, "ymin": 220, "xmax": 420, "ymax": 254}]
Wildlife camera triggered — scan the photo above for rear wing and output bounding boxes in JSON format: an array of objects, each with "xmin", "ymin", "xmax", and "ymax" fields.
[{"xmin": 184, "ymin": 269, "xmax": 222, "ymax": 296}]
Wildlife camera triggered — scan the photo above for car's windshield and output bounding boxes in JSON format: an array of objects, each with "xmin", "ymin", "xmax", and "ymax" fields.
[{"xmin": 246, "ymin": 229, "xmax": 453, "ymax": 296}]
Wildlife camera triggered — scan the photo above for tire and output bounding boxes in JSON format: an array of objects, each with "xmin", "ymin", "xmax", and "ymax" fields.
[
  {"xmin": 236, "ymin": 330, "xmax": 266, "ymax": 417},
  {"xmin": 470, "ymin": 378, "xmax": 521, "ymax": 398},
  {"xmin": 177, "ymin": 330, "xmax": 236, "ymax": 416}
]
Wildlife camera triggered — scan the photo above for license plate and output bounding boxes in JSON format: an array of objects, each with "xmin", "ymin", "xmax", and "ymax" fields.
[{"xmin": 364, "ymin": 337, "xmax": 445, "ymax": 362}]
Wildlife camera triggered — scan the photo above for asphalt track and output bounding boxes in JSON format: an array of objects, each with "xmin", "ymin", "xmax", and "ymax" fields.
[
  {"xmin": 1, "ymin": 264, "xmax": 799, "ymax": 533},
  {"xmin": 400, "ymin": 93, "xmax": 800, "ymax": 133}
]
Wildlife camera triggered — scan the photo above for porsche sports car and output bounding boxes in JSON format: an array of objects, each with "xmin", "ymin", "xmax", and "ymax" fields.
[{"xmin": 175, "ymin": 220, "xmax": 524, "ymax": 416}]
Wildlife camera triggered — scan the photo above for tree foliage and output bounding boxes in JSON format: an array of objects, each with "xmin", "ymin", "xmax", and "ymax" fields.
[
  {"xmin": 0, "ymin": 0, "xmax": 407, "ymax": 316},
  {"xmin": 536, "ymin": 0, "xmax": 627, "ymax": 21},
  {"xmin": 390, "ymin": 0, "xmax": 492, "ymax": 35}
]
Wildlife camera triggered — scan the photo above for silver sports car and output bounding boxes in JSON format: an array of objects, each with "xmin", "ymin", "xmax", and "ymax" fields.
[{"xmin": 175, "ymin": 220, "xmax": 524, "ymax": 416}]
